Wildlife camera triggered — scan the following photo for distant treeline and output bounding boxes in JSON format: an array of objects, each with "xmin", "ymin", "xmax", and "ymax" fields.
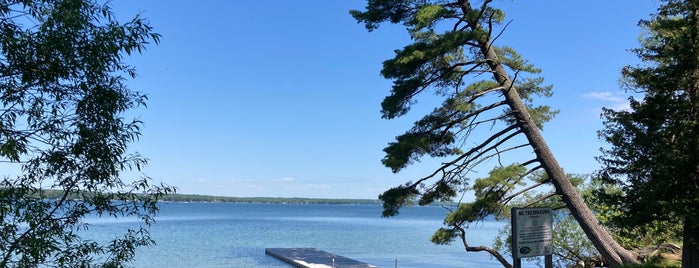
[
  {"xmin": 160, "ymin": 193, "xmax": 383, "ymax": 205},
  {"xmin": 25, "ymin": 189, "xmax": 458, "ymax": 206},
  {"xmin": 24, "ymin": 189, "xmax": 382, "ymax": 205}
]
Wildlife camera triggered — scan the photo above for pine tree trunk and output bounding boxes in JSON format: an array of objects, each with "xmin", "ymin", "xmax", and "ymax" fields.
[
  {"xmin": 483, "ymin": 45, "xmax": 637, "ymax": 268},
  {"xmin": 682, "ymin": 219, "xmax": 699, "ymax": 268},
  {"xmin": 459, "ymin": 1, "xmax": 638, "ymax": 266},
  {"xmin": 689, "ymin": 4, "xmax": 699, "ymax": 268}
]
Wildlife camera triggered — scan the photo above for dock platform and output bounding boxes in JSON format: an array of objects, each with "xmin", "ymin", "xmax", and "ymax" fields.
[{"xmin": 265, "ymin": 248, "xmax": 377, "ymax": 268}]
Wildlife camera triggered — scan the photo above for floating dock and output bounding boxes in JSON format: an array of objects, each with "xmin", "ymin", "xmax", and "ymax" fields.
[{"xmin": 265, "ymin": 248, "xmax": 377, "ymax": 268}]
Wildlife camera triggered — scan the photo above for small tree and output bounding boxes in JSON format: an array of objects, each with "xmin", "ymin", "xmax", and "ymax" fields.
[
  {"xmin": 351, "ymin": 0, "xmax": 638, "ymax": 266},
  {"xmin": 598, "ymin": 1, "xmax": 699, "ymax": 267},
  {"xmin": 592, "ymin": 178, "xmax": 682, "ymax": 254},
  {"xmin": 0, "ymin": 0, "xmax": 174, "ymax": 266}
]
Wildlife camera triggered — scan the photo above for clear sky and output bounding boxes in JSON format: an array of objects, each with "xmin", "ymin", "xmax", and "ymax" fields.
[{"xmin": 111, "ymin": 1, "xmax": 660, "ymax": 199}]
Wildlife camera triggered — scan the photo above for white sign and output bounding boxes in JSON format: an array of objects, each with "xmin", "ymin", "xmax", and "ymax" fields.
[{"xmin": 511, "ymin": 207, "xmax": 553, "ymax": 258}]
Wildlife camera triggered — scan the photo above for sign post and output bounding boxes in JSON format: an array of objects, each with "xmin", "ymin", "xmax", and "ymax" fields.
[{"xmin": 511, "ymin": 207, "xmax": 553, "ymax": 268}]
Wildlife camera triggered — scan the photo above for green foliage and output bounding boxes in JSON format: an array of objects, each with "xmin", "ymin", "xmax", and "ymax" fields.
[
  {"xmin": 379, "ymin": 29, "xmax": 476, "ymax": 119},
  {"xmin": 597, "ymin": 1, "xmax": 699, "ymax": 264},
  {"xmin": 473, "ymin": 165, "xmax": 527, "ymax": 197},
  {"xmin": 495, "ymin": 213, "xmax": 601, "ymax": 268},
  {"xmin": 353, "ymin": 0, "xmax": 556, "ymax": 201},
  {"xmin": 382, "ymin": 130, "xmax": 459, "ymax": 173},
  {"xmin": 621, "ymin": 261, "xmax": 681, "ymax": 268},
  {"xmin": 599, "ymin": 0, "xmax": 699, "ymax": 223},
  {"xmin": 353, "ymin": 2, "xmax": 564, "ymax": 266},
  {"xmin": 410, "ymin": 4, "xmax": 454, "ymax": 32},
  {"xmin": 0, "ymin": 0, "xmax": 174, "ymax": 267},
  {"xmin": 431, "ymin": 227, "xmax": 458, "ymax": 245},
  {"xmin": 377, "ymin": 184, "xmax": 419, "ymax": 217},
  {"xmin": 590, "ymin": 178, "xmax": 682, "ymax": 249},
  {"xmin": 350, "ymin": 0, "xmax": 415, "ymax": 31},
  {"xmin": 419, "ymin": 178, "xmax": 459, "ymax": 205},
  {"xmin": 552, "ymin": 214, "xmax": 600, "ymax": 266},
  {"xmin": 493, "ymin": 174, "xmax": 603, "ymax": 268},
  {"xmin": 430, "ymin": 165, "xmax": 528, "ymax": 245}
]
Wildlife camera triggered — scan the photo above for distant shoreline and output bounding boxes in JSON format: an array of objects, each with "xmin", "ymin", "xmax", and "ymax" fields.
[
  {"xmin": 30, "ymin": 190, "xmax": 456, "ymax": 206},
  {"xmin": 160, "ymin": 193, "xmax": 458, "ymax": 206},
  {"xmin": 160, "ymin": 193, "xmax": 383, "ymax": 205},
  {"xmin": 30, "ymin": 189, "xmax": 382, "ymax": 205}
]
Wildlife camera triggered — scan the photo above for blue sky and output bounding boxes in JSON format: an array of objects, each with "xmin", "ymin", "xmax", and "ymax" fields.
[{"xmin": 112, "ymin": 1, "xmax": 660, "ymax": 199}]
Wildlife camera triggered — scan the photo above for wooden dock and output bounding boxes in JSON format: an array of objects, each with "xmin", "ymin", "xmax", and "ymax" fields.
[{"xmin": 265, "ymin": 248, "xmax": 377, "ymax": 268}]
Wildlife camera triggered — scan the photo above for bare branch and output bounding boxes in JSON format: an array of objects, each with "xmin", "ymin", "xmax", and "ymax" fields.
[
  {"xmin": 454, "ymin": 224, "xmax": 513, "ymax": 268},
  {"xmin": 410, "ymin": 123, "xmax": 522, "ymax": 188},
  {"xmin": 432, "ymin": 100, "xmax": 507, "ymax": 138},
  {"xmin": 489, "ymin": 20, "xmax": 513, "ymax": 47},
  {"xmin": 502, "ymin": 177, "xmax": 550, "ymax": 205},
  {"xmin": 521, "ymin": 159, "xmax": 540, "ymax": 168},
  {"xmin": 522, "ymin": 191, "xmax": 557, "ymax": 208}
]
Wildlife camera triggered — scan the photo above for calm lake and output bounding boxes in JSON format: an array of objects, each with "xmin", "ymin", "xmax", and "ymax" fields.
[{"xmin": 85, "ymin": 202, "xmax": 539, "ymax": 267}]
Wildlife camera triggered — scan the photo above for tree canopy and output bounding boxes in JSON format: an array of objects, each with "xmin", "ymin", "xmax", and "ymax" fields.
[
  {"xmin": 0, "ymin": 0, "xmax": 173, "ymax": 266},
  {"xmin": 598, "ymin": 0, "xmax": 699, "ymax": 266},
  {"xmin": 352, "ymin": 0, "xmax": 638, "ymax": 267}
]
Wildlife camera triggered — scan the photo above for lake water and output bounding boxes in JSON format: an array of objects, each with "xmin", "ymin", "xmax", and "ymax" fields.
[{"xmin": 86, "ymin": 202, "xmax": 539, "ymax": 267}]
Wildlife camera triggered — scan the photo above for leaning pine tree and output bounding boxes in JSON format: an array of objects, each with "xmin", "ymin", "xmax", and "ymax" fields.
[
  {"xmin": 598, "ymin": 0, "xmax": 699, "ymax": 267},
  {"xmin": 351, "ymin": 0, "xmax": 638, "ymax": 267},
  {"xmin": 0, "ymin": 0, "xmax": 174, "ymax": 267}
]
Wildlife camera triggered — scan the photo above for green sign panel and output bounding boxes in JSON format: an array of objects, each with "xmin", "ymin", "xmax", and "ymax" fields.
[{"xmin": 511, "ymin": 207, "xmax": 553, "ymax": 258}]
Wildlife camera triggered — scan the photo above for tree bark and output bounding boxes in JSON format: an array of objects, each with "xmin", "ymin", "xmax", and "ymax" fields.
[
  {"xmin": 456, "ymin": 226, "xmax": 513, "ymax": 268},
  {"xmin": 688, "ymin": 4, "xmax": 699, "ymax": 268},
  {"xmin": 683, "ymin": 218, "xmax": 699, "ymax": 268},
  {"xmin": 459, "ymin": 1, "xmax": 638, "ymax": 266},
  {"xmin": 482, "ymin": 42, "xmax": 638, "ymax": 267}
]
